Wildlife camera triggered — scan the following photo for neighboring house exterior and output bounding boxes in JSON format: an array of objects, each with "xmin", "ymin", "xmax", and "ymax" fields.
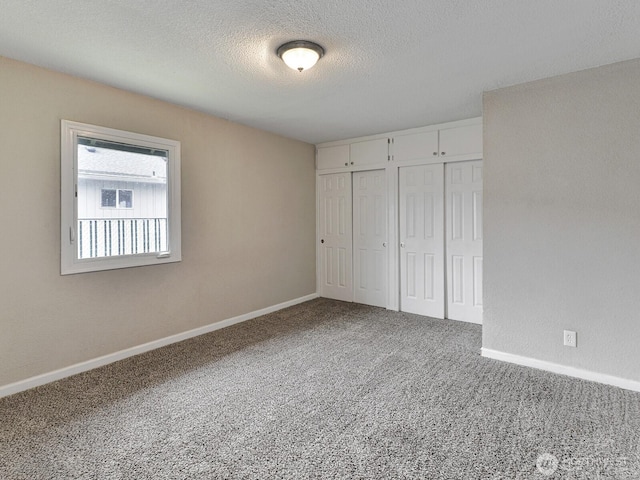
[{"xmin": 77, "ymin": 144, "xmax": 168, "ymax": 258}]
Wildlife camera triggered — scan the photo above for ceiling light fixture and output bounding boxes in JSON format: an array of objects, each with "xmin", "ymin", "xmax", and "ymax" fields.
[{"xmin": 277, "ymin": 40, "xmax": 324, "ymax": 72}]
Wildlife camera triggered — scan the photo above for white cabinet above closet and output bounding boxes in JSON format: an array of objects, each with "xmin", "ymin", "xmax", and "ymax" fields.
[
  {"xmin": 317, "ymin": 138, "xmax": 389, "ymax": 170},
  {"xmin": 438, "ymin": 124, "xmax": 483, "ymax": 158},
  {"xmin": 317, "ymin": 144, "xmax": 350, "ymax": 169},
  {"xmin": 350, "ymin": 138, "xmax": 389, "ymax": 166},
  {"xmin": 316, "ymin": 118, "xmax": 482, "ymax": 171},
  {"xmin": 391, "ymin": 124, "xmax": 482, "ymax": 162},
  {"xmin": 392, "ymin": 131, "xmax": 439, "ymax": 163}
]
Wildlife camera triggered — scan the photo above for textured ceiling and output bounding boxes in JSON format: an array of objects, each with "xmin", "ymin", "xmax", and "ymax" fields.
[{"xmin": 1, "ymin": 1, "xmax": 639, "ymax": 144}]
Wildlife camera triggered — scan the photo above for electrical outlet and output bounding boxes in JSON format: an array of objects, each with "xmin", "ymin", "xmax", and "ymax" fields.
[{"xmin": 564, "ymin": 330, "xmax": 577, "ymax": 348}]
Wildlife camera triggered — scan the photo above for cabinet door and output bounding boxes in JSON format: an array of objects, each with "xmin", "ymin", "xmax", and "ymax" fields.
[
  {"xmin": 399, "ymin": 164, "xmax": 445, "ymax": 318},
  {"xmin": 445, "ymin": 161, "xmax": 483, "ymax": 324},
  {"xmin": 318, "ymin": 173, "xmax": 353, "ymax": 302},
  {"xmin": 317, "ymin": 145, "xmax": 350, "ymax": 170},
  {"xmin": 353, "ymin": 170, "xmax": 387, "ymax": 308},
  {"xmin": 350, "ymin": 138, "xmax": 388, "ymax": 166},
  {"xmin": 439, "ymin": 124, "xmax": 483, "ymax": 158},
  {"xmin": 393, "ymin": 130, "xmax": 439, "ymax": 163}
]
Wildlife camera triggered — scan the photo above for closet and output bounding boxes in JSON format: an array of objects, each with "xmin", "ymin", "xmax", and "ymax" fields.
[
  {"xmin": 318, "ymin": 169, "xmax": 388, "ymax": 307},
  {"xmin": 397, "ymin": 160, "xmax": 483, "ymax": 323},
  {"xmin": 353, "ymin": 170, "xmax": 388, "ymax": 308},
  {"xmin": 317, "ymin": 118, "xmax": 483, "ymax": 324},
  {"xmin": 318, "ymin": 173, "xmax": 352, "ymax": 302},
  {"xmin": 445, "ymin": 161, "xmax": 483, "ymax": 324},
  {"xmin": 399, "ymin": 163, "xmax": 445, "ymax": 318}
]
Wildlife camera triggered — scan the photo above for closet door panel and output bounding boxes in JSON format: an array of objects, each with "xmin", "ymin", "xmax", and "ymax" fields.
[
  {"xmin": 353, "ymin": 170, "xmax": 388, "ymax": 308},
  {"xmin": 319, "ymin": 173, "xmax": 353, "ymax": 302},
  {"xmin": 445, "ymin": 161, "xmax": 483, "ymax": 324},
  {"xmin": 399, "ymin": 164, "xmax": 445, "ymax": 318}
]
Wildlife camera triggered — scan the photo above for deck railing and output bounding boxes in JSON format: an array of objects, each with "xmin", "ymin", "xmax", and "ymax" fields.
[{"xmin": 78, "ymin": 218, "xmax": 168, "ymax": 259}]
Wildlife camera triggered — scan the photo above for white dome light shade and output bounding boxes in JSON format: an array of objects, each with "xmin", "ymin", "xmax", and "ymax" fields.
[
  {"xmin": 277, "ymin": 41, "xmax": 324, "ymax": 72},
  {"xmin": 281, "ymin": 47, "xmax": 319, "ymax": 72}
]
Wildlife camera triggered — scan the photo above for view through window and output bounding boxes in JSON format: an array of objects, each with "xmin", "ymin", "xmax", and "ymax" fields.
[{"xmin": 77, "ymin": 138, "xmax": 168, "ymax": 259}]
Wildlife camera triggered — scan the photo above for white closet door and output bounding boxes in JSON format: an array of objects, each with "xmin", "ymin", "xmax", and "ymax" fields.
[
  {"xmin": 399, "ymin": 164, "xmax": 445, "ymax": 318},
  {"xmin": 353, "ymin": 170, "xmax": 388, "ymax": 308},
  {"xmin": 319, "ymin": 173, "xmax": 353, "ymax": 302},
  {"xmin": 445, "ymin": 161, "xmax": 483, "ymax": 324}
]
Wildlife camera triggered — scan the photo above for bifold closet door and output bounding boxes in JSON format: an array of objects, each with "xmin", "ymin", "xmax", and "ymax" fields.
[
  {"xmin": 399, "ymin": 164, "xmax": 445, "ymax": 318},
  {"xmin": 445, "ymin": 161, "xmax": 483, "ymax": 324},
  {"xmin": 319, "ymin": 173, "xmax": 353, "ymax": 302},
  {"xmin": 353, "ymin": 170, "xmax": 388, "ymax": 308}
]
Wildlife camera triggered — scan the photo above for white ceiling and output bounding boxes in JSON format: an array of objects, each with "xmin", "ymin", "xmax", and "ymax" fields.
[{"xmin": 1, "ymin": 1, "xmax": 639, "ymax": 144}]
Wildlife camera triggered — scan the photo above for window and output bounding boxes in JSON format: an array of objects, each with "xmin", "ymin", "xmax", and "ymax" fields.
[
  {"xmin": 102, "ymin": 189, "xmax": 117, "ymax": 208},
  {"xmin": 118, "ymin": 189, "xmax": 133, "ymax": 209},
  {"xmin": 61, "ymin": 120, "xmax": 181, "ymax": 274},
  {"xmin": 101, "ymin": 189, "xmax": 133, "ymax": 209}
]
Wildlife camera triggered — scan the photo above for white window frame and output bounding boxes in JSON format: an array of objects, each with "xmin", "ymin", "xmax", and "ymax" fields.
[{"xmin": 61, "ymin": 120, "xmax": 181, "ymax": 275}]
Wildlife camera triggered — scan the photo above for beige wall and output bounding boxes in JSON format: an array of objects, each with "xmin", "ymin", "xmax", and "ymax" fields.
[
  {"xmin": 483, "ymin": 58, "xmax": 640, "ymax": 382},
  {"xmin": 0, "ymin": 56, "xmax": 316, "ymax": 387}
]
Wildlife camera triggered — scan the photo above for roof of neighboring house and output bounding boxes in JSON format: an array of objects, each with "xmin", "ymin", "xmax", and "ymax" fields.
[{"xmin": 78, "ymin": 145, "xmax": 167, "ymax": 183}]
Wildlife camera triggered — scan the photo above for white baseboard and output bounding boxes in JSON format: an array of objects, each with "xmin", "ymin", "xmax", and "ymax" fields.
[
  {"xmin": 481, "ymin": 348, "xmax": 640, "ymax": 393},
  {"xmin": 0, "ymin": 293, "xmax": 319, "ymax": 399}
]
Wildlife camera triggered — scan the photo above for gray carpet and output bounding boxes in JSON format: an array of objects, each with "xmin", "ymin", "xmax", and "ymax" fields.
[{"xmin": 1, "ymin": 298, "xmax": 639, "ymax": 480}]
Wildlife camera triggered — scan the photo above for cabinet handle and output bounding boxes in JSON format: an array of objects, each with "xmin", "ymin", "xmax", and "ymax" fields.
[
  {"xmin": 441, "ymin": 152, "xmax": 446, "ymax": 155},
  {"xmin": 400, "ymin": 242, "xmax": 405, "ymax": 248},
  {"xmin": 433, "ymin": 152, "xmax": 438, "ymax": 156},
  {"xmin": 382, "ymin": 242, "xmax": 387, "ymax": 247},
  {"xmin": 344, "ymin": 162, "xmax": 348, "ymax": 166},
  {"xmin": 320, "ymin": 239, "xmax": 324, "ymax": 243}
]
